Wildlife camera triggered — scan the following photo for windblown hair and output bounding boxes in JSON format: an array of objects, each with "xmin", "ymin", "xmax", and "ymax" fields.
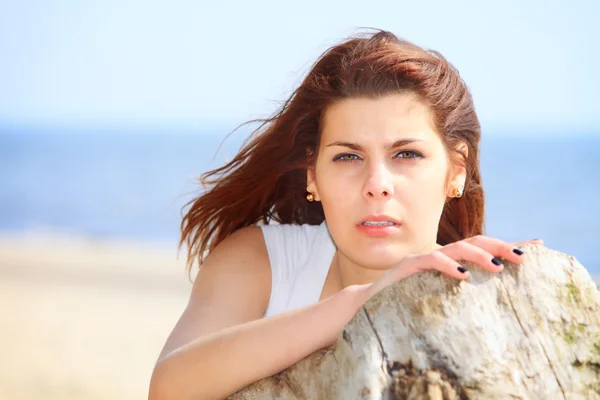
[{"xmin": 180, "ymin": 29, "xmax": 484, "ymax": 272}]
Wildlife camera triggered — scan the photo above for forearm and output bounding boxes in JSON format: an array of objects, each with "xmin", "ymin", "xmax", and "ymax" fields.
[{"xmin": 149, "ymin": 285, "xmax": 369, "ymax": 400}]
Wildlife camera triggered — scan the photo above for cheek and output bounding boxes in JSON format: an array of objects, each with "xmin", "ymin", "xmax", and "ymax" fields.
[
  {"xmin": 315, "ymin": 167, "xmax": 357, "ymax": 224},
  {"xmin": 417, "ymin": 167, "xmax": 447, "ymax": 197},
  {"xmin": 401, "ymin": 164, "xmax": 448, "ymax": 213},
  {"xmin": 316, "ymin": 165, "xmax": 353, "ymax": 200}
]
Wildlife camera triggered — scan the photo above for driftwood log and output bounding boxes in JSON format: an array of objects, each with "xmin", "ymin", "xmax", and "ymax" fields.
[{"xmin": 230, "ymin": 244, "xmax": 600, "ymax": 399}]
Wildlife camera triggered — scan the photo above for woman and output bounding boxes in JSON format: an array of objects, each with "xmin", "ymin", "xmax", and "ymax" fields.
[{"xmin": 149, "ymin": 30, "xmax": 541, "ymax": 399}]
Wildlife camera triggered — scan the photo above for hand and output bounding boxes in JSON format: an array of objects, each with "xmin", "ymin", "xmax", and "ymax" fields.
[
  {"xmin": 366, "ymin": 235, "xmax": 540, "ymax": 299},
  {"xmin": 516, "ymin": 238, "xmax": 544, "ymax": 246}
]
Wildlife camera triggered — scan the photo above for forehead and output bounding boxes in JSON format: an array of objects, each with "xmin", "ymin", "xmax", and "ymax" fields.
[{"xmin": 320, "ymin": 93, "xmax": 440, "ymax": 143}]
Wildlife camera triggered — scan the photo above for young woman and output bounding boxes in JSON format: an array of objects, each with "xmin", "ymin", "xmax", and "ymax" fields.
[{"xmin": 148, "ymin": 30, "xmax": 541, "ymax": 400}]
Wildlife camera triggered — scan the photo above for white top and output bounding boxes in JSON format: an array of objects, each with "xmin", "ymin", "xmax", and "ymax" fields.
[{"xmin": 259, "ymin": 221, "xmax": 336, "ymax": 317}]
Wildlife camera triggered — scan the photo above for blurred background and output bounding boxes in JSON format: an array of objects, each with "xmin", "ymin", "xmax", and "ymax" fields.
[{"xmin": 1, "ymin": 1, "xmax": 599, "ymax": 399}]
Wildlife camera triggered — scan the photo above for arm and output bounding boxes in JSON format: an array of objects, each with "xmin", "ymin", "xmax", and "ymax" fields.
[{"xmin": 148, "ymin": 226, "xmax": 368, "ymax": 400}]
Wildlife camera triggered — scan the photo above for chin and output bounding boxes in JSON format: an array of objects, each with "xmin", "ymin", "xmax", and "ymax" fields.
[
  {"xmin": 356, "ymin": 249, "xmax": 406, "ymax": 269},
  {"xmin": 354, "ymin": 243, "xmax": 410, "ymax": 269}
]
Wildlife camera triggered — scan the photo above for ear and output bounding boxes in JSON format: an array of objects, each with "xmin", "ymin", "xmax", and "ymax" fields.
[
  {"xmin": 447, "ymin": 143, "xmax": 468, "ymax": 196},
  {"xmin": 306, "ymin": 167, "xmax": 321, "ymax": 201}
]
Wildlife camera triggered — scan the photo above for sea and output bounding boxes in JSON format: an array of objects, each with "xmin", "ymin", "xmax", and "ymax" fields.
[{"xmin": 0, "ymin": 125, "xmax": 599, "ymax": 275}]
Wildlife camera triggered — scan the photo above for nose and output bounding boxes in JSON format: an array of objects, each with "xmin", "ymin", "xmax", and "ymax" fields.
[{"xmin": 363, "ymin": 163, "xmax": 395, "ymax": 200}]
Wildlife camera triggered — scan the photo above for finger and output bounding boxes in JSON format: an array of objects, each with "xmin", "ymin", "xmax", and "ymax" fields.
[
  {"xmin": 513, "ymin": 239, "xmax": 544, "ymax": 246},
  {"xmin": 440, "ymin": 240, "xmax": 504, "ymax": 273},
  {"xmin": 413, "ymin": 251, "xmax": 470, "ymax": 280},
  {"xmin": 464, "ymin": 235, "xmax": 527, "ymax": 265}
]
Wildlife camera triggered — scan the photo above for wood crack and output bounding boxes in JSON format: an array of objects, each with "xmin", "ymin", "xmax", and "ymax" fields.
[
  {"xmin": 362, "ymin": 306, "xmax": 389, "ymax": 371},
  {"xmin": 500, "ymin": 279, "xmax": 567, "ymax": 399}
]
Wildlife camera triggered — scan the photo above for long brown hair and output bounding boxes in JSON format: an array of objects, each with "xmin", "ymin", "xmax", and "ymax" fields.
[{"xmin": 180, "ymin": 29, "xmax": 484, "ymax": 272}]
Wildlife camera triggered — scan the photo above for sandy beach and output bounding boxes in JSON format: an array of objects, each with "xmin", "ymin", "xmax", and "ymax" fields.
[
  {"xmin": 0, "ymin": 233, "xmax": 193, "ymax": 400},
  {"xmin": 1, "ymin": 233, "xmax": 598, "ymax": 400}
]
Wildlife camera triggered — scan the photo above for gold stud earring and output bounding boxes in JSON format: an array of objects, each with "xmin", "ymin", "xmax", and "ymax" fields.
[
  {"xmin": 455, "ymin": 187, "xmax": 463, "ymax": 198},
  {"xmin": 306, "ymin": 192, "xmax": 315, "ymax": 202}
]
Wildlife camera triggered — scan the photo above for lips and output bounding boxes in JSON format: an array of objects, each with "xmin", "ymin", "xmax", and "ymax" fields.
[
  {"xmin": 355, "ymin": 214, "xmax": 402, "ymax": 237},
  {"xmin": 357, "ymin": 214, "xmax": 402, "ymax": 226}
]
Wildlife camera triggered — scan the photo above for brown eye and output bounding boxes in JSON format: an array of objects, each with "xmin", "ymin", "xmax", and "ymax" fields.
[
  {"xmin": 394, "ymin": 150, "xmax": 423, "ymax": 160},
  {"xmin": 333, "ymin": 152, "xmax": 361, "ymax": 162}
]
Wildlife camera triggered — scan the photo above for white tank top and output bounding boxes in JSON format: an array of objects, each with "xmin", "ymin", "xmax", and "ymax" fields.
[{"xmin": 259, "ymin": 221, "xmax": 336, "ymax": 317}]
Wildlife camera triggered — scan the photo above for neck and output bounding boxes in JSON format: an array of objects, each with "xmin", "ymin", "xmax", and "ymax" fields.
[
  {"xmin": 334, "ymin": 251, "xmax": 387, "ymax": 288},
  {"xmin": 333, "ymin": 242, "xmax": 442, "ymax": 289}
]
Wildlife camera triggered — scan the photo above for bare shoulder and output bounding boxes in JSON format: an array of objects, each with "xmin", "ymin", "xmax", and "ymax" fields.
[
  {"xmin": 158, "ymin": 226, "xmax": 270, "ymax": 359},
  {"xmin": 189, "ymin": 225, "xmax": 271, "ymax": 305}
]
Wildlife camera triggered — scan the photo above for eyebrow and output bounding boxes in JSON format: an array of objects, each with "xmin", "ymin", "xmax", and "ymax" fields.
[{"xmin": 325, "ymin": 139, "xmax": 426, "ymax": 151}]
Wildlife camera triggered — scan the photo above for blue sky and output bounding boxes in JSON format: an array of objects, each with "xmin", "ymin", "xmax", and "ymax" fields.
[{"xmin": 0, "ymin": 0, "xmax": 598, "ymax": 134}]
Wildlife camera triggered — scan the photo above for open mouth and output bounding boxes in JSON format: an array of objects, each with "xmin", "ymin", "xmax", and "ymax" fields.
[{"xmin": 360, "ymin": 221, "xmax": 397, "ymax": 226}]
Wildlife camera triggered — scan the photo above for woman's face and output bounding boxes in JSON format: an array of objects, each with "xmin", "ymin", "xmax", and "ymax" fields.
[{"xmin": 307, "ymin": 93, "xmax": 466, "ymax": 269}]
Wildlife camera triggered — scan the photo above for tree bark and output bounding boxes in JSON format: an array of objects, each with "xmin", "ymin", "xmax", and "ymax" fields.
[{"xmin": 230, "ymin": 244, "xmax": 600, "ymax": 399}]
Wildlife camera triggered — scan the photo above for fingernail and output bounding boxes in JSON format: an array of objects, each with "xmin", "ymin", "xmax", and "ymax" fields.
[
  {"xmin": 513, "ymin": 248, "xmax": 524, "ymax": 255},
  {"xmin": 491, "ymin": 257, "xmax": 503, "ymax": 266},
  {"xmin": 457, "ymin": 266, "xmax": 468, "ymax": 273}
]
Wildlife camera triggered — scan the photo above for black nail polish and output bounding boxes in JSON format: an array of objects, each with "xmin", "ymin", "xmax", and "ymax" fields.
[
  {"xmin": 491, "ymin": 257, "xmax": 503, "ymax": 266},
  {"xmin": 513, "ymin": 248, "xmax": 524, "ymax": 255},
  {"xmin": 457, "ymin": 266, "xmax": 468, "ymax": 273}
]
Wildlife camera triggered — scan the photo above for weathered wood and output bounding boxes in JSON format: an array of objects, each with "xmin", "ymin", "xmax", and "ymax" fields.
[{"xmin": 230, "ymin": 245, "xmax": 600, "ymax": 399}]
